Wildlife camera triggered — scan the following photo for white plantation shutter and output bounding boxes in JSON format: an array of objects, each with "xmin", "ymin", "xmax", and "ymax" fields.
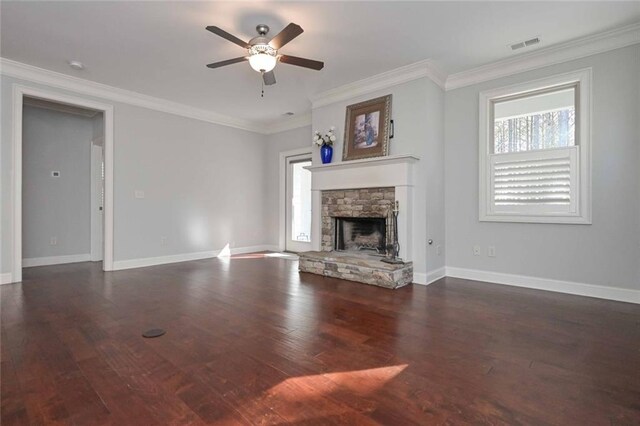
[{"xmin": 489, "ymin": 147, "xmax": 578, "ymax": 215}]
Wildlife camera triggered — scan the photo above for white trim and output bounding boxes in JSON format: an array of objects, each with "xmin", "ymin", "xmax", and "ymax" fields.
[
  {"xmin": 264, "ymin": 113, "xmax": 312, "ymax": 135},
  {"xmin": 305, "ymin": 154, "xmax": 419, "ymax": 172},
  {"xmin": 0, "ymin": 58, "xmax": 263, "ymax": 133},
  {"xmin": 413, "ymin": 273, "xmax": 427, "ymax": 285},
  {"xmin": 90, "ymin": 144, "xmax": 104, "ymax": 262},
  {"xmin": 279, "ymin": 148, "xmax": 313, "ymax": 252},
  {"xmin": 427, "ymin": 267, "xmax": 447, "ymax": 285},
  {"xmin": 311, "ymin": 59, "xmax": 446, "ymax": 108},
  {"xmin": 413, "ymin": 266, "xmax": 446, "ymax": 286},
  {"xmin": 445, "ymin": 267, "xmax": 640, "ymax": 305},
  {"xmin": 11, "ymin": 84, "xmax": 115, "ymax": 283},
  {"xmin": 112, "ymin": 245, "xmax": 279, "ymax": 271},
  {"xmin": 0, "ymin": 274, "xmax": 13, "ymax": 285},
  {"xmin": 446, "ymin": 22, "xmax": 640, "ymax": 90},
  {"xmin": 478, "ymin": 69, "xmax": 592, "ymax": 224},
  {"xmin": 23, "ymin": 254, "xmax": 92, "ymax": 268}
]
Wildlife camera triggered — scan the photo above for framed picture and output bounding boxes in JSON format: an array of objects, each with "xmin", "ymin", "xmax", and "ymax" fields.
[{"xmin": 342, "ymin": 94, "xmax": 392, "ymax": 161}]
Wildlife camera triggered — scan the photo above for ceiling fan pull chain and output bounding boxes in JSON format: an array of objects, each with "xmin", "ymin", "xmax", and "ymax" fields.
[{"xmin": 261, "ymin": 72, "xmax": 265, "ymax": 98}]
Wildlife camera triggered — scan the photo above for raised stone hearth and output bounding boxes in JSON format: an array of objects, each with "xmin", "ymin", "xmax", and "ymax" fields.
[{"xmin": 299, "ymin": 251, "xmax": 413, "ymax": 289}]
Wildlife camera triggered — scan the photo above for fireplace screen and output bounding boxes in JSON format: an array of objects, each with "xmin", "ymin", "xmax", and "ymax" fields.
[{"xmin": 335, "ymin": 217, "xmax": 387, "ymax": 255}]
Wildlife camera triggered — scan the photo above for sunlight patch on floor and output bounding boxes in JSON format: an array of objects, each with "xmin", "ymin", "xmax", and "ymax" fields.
[
  {"xmin": 269, "ymin": 364, "xmax": 408, "ymax": 399},
  {"xmin": 226, "ymin": 252, "xmax": 299, "ymax": 260}
]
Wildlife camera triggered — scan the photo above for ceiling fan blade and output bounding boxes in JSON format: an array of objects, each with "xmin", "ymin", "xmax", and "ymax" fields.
[
  {"xmin": 263, "ymin": 71, "xmax": 276, "ymax": 86},
  {"xmin": 206, "ymin": 57, "xmax": 247, "ymax": 69},
  {"xmin": 269, "ymin": 23, "xmax": 304, "ymax": 49},
  {"xmin": 206, "ymin": 26, "xmax": 250, "ymax": 49},
  {"xmin": 279, "ymin": 55, "xmax": 324, "ymax": 71}
]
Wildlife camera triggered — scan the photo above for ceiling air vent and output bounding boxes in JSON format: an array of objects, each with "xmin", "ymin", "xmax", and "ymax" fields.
[{"xmin": 510, "ymin": 37, "xmax": 541, "ymax": 51}]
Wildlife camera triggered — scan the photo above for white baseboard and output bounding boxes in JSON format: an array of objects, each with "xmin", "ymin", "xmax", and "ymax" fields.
[
  {"xmin": 1, "ymin": 273, "xmax": 13, "ymax": 285},
  {"xmin": 427, "ymin": 267, "xmax": 447, "ymax": 285},
  {"xmin": 445, "ymin": 266, "xmax": 640, "ymax": 304},
  {"xmin": 413, "ymin": 273, "xmax": 427, "ymax": 285},
  {"xmin": 112, "ymin": 245, "xmax": 279, "ymax": 271},
  {"xmin": 23, "ymin": 253, "xmax": 92, "ymax": 268},
  {"xmin": 413, "ymin": 266, "xmax": 446, "ymax": 286}
]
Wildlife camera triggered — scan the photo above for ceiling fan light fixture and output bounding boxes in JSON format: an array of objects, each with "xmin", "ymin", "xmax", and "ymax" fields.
[
  {"xmin": 249, "ymin": 53, "xmax": 277, "ymax": 73},
  {"xmin": 248, "ymin": 44, "xmax": 277, "ymax": 72}
]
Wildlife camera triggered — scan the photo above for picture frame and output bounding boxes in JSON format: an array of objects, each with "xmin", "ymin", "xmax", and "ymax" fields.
[{"xmin": 342, "ymin": 94, "xmax": 392, "ymax": 161}]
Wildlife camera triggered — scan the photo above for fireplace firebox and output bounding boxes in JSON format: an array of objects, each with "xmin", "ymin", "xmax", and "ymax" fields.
[{"xmin": 334, "ymin": 217, "xmax": 387, "ymax": 255}]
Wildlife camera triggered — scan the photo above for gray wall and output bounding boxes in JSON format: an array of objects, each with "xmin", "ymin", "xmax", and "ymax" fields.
[
  {"xmin": 22, "ymin": 105, "xmax": 93, "ymax": 259},
  {"xmin": 113, "ymin": 103, "xmax": 267, "ymax": 261},
  {"xmin": 444, "ymin": 45, "xmax": 640, "ymax": 290},
  {"xmin": 310, "ymin": 77, "xmax": 446, "ymax": 279},
  {"xmin": 1, "ymin": 75, "xmax": 268, "ymax": 274}
]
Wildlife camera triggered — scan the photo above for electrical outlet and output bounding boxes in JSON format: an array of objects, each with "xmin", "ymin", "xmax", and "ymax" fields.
[
  {"xmin": 473, "ymin": 245, "xmax": 481, "ymax": 256},
  {"xmin": 50, "ymin": 237, "xmax": 57, "ymax": 246},
  {"xmin": 134, "ymin": 190, "xmax": 145, "ymax": 199},
  {"xmin": 488, "ymin": 246, "xmax": 496, "ymax": 257},
  {"xmin": 160, "ymin": 236, "xmax": 167, "ymax": 245},
  {"xmin": 436, "ymin": 245, "xmax": 442, "ymax": 256}
]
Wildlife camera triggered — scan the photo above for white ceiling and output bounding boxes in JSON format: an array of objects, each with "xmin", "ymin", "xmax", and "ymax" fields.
[{"xmin": 2, "ymin": 1, "xmax": 639, "ymax": 124}]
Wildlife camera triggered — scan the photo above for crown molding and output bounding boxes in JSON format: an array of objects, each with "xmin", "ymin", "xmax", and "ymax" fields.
[
  {"xmin": 446, "ymin": 22, "xmax": 640, "ymax": 91},
  {"xmin": 263, "ymin": 112, "xmax": 312, "ymax": 135},
  {"xmin": 0, "ymin": 58, "xmax": 264, "ymax": 133},
  {"xmin": 311, "ymin": 59, "xmax": 446, "ymax": 109}
]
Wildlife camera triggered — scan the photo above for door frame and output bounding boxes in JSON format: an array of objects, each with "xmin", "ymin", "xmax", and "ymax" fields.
[
  {"xmin": 90, "ymin": 142, "xmax": 104, "ymax": 262},
  {"xmin": 11, "ymin": 84, "xmax": 115, "ymax": 282},
  {"xmin": 279, "ymin": 148, "xmax": 313, "ymax": 252}
]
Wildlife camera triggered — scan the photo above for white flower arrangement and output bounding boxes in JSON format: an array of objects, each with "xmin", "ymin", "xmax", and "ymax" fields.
[{"xmin": 313, "ymin": 126, "xmax": 337, "ymax": 147}]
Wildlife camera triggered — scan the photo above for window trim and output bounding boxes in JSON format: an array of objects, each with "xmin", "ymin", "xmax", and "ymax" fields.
[{"xmin": 479, "ymin": 68, "xmax": 592, "ymax": 224}]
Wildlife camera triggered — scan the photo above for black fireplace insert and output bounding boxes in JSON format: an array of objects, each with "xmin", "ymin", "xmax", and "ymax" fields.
[{"xmin": 334, "ymin": 217, "xmax": 387, "ymax": 255}]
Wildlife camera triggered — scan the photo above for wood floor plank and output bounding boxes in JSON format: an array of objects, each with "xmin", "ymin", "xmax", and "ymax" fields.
[{"xmin": 1, "ymin": 256, "xmax": 639, "ymax": 425}]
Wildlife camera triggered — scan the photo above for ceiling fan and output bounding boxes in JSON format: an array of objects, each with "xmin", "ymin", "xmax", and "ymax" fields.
[{"xmin": 205, "ymin": 23, "xmax": 324, "ymax": 87}]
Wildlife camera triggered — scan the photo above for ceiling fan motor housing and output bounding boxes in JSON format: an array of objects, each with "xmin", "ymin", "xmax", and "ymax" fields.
[{"xmin": 255, "ymin": 24, "xmax": 270, "ymax": 36}]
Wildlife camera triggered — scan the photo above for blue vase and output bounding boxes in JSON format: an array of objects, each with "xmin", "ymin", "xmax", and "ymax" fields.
[{"xmin": 320, "ymin": 144, "xmax": 333, "ymax": 164}]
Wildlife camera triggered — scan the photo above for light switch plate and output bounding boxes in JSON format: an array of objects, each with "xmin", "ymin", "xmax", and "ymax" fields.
[{"xmin": 134, "ymin": 190, "xmax": 145, "ymax": 199}]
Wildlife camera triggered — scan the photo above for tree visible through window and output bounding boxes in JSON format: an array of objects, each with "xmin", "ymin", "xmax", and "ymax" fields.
[
  {"xmin": 494, "ymin": 108, "xmax": 575, "ymax": 153},
  {"xmin": 493, "ymin": 86, "xmax": 576, "ymax": 154}
]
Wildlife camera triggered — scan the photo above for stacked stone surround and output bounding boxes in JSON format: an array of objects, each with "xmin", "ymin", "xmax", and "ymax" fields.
[
  {"xmin": 299, "ymin": 251, "xmax": 413, "ymax": 289},
  {"xmin": 299, "ymin": 186, "xmax": 413, "ymax": 289},
  {"xmin": 321, "ymin": 187, "xmax": 395, "ymax": 252}
]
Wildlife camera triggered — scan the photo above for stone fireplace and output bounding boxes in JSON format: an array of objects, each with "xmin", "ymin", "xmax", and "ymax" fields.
[
  {"xmin": 321, "ymin": 187, "xmax": 395, "ymax": 255},
  {"xmin": 298, "ymin": 155, "xmax": 419, "ymax": 289}
]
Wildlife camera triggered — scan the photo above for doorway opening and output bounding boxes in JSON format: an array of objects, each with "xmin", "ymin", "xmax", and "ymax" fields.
[
  {"xmin": 11, "ymin": 85, "xmax": 114, "ymax": 283},
  {"xmin": 21, "ymin": 97, "xmax": 104, "ymax": 268},
  {"xmin": 280, "ymin": 149, "xmax": 313, "ymax": 253}
]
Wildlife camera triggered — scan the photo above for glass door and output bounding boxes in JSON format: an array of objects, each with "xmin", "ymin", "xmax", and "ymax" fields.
[{"xmin": 285, "ymin": 155, "xmax": 312, "ymax": 252}]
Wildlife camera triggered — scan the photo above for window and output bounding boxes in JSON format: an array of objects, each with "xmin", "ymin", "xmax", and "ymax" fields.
[{"xmin": 479, "ymin": 69, "xmax": 591, "ymax": 224}]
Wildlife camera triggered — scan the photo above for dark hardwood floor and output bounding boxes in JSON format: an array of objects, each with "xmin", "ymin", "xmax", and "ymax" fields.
[{"xmin": 1, "ymin": 254, "xmax": 639, "ymax": 425}]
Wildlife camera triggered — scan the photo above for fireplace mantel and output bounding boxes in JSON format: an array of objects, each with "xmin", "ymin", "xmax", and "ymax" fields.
[
  {"xmin": 306, "ymin": 154, "xmax": 420, "ymax": 261},
  {"xmin": 305, "ymin": 154, "xmax": 420, "ymax": 190}
]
